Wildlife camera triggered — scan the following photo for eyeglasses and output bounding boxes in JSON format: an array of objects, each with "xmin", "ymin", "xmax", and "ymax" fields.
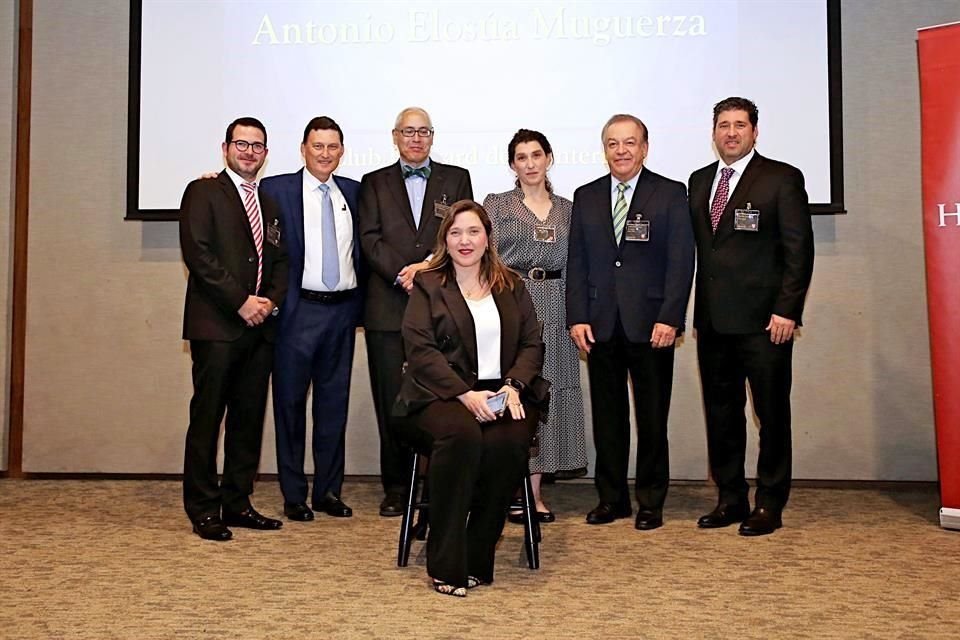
[
  {"xmin": 395, "ymin": 127, "xmax": 434, "ymax": 138},
  {"xmin": 230, "ymin": 140, "xmax": 267, "ymax": 154}
]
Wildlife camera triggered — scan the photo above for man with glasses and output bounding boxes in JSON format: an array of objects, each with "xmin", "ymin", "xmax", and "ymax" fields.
[
  {"xmin": 258, "ymin": 117, "xmax": 362, "ymax": 523},
  {"xmin": 358, "ymin": 107, "xmax": 473, "ymax": 516},
  {"xmin": 179, "ymin": 117, "xmax": 288, "ymax": 541}
]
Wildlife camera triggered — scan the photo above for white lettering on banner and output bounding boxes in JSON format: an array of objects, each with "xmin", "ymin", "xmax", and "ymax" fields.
[{"xmin": 937, "ymin": 203, "xmax": 960, "ymax": 227}]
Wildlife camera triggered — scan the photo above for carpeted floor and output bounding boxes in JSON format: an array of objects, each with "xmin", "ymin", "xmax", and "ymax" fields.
[{"xmin": 0, "ymin": 478, "xmax": 957, "ymax": 639}]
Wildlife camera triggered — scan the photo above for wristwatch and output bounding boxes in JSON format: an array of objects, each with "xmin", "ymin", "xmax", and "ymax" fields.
[{"xmin": 503, "ymin": 377, "xmax": 525, "ymax": 392}]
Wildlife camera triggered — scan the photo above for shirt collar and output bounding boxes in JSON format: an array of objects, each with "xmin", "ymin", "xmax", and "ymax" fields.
[
  {"xmin": 611, "ymin": 166, "xmax": 642, "ymax": 193},
  {"xmin": 303, "ymin": 168, "xmax": 335, "ymax": 191},
  {"xmin": 399, "ymin": 158, "xmax": 431, "ymax": 171},
  {"xmin": 224, "ymin": 166, "xmax": 254, "ymax": 189},
  {"xmin": 719, "ymin": 148, "xmax": 756, "ymax": 176}
]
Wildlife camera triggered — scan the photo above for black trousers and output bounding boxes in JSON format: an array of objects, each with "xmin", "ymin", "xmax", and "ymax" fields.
[
  {"xmin": 587, "ymin": 327, "xmax": 675, "ymax": 511},
  {"xmin": 404, "ymin": 387, "xmax": 537, "ymax": 588},
  {"xmin": 183, "ymin": 329, "xmax": 273, "ymax": 521},
  {"xmin": 696, "ymin": 328, "xmax": 793, "ymax": 511},
  {"xmin": 365, "ymin": 330, "xmax": 411, "ymax": 494}
]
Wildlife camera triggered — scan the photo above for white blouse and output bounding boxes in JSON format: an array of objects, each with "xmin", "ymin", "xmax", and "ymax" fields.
[{"xmin": 464, "ymin": 294, "xmax": 502, "ymax": 380}]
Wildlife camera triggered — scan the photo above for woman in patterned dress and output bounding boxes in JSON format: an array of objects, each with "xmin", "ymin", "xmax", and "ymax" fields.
[{"xmin": 482, "ymin": 129, "xmax": 588, "ymax": 521}]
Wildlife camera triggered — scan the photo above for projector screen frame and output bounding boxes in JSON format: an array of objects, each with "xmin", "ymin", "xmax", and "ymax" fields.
[{"xmin": 124, "ymin": 0, "xmax": 845, "ymax": 221}]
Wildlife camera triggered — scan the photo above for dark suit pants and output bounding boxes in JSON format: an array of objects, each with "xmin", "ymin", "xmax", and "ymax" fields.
[
  {"xmin": 587, "ymin": 334, "xmax": 674, "ymax": 511},
  {"xmin": 697, "ymin": 328, "xmax": 793, "ymax": 511},
  {"xmin": 365, "ymin": 330, "xmax": 411, "ymax": 494},
  {"xmin": 273, "ymin": 296, "xmax": 359, "ymax": 505},
  {"xmin": 184, "ymin": 329, "xmax": 272, "ymax": 521},
  {"xmin": 410, "ymin": 397, "xmax": 537, "ymax": 588}
]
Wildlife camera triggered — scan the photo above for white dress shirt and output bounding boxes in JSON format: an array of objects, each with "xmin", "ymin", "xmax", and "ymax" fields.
[
  {"xmin": 465, "ymin": 294, "xmax": 502, "ymax": 380},
  {"xmin": 301, "ymin": 170, "xmax": 357, "ymax": 292}
]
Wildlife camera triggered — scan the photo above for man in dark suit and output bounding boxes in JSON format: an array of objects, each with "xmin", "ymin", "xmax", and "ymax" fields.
[
  {"xmin": 179, "ymin": 117, "xmax": 288, "ymax": 541},
  {"xmin": 566, "ymin": 114, "xmax": 695, "ymax": 530},
  {"xmin": 259, "ymin": 117, "xmax": 362, "ymax": 523},
  {"xmin": 359, "ymin": 107, "xmax": 473, "ymax": 516},
  {"xmin": 688, "ymin": 97, "xmax": 814, "ymax": 536}
]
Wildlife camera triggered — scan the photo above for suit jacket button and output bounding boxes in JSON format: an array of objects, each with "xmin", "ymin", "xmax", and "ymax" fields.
[
  {"xmin": 248, "ymin": 257, "xmax": 255, "ymax": 263},
  {"xmin": 615, "ymin": 260, "xmax": 622, "ymax": 268},
  {"xmin": 415, "ymin": 242, "xmax": 422, "ymax": 248}
]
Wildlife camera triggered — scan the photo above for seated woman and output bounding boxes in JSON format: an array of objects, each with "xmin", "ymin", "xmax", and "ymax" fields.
[{"xmin": 394, "ymin": 199, "xmax": 549, "ymax": 598}]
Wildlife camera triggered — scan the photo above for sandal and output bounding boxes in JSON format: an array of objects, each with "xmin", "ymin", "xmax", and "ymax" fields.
[
  {"xmin": 507, "ymin": 497, "xmax": 525, "ymax": 524},
  {"xmin": 433, "ymin": 579, "xmax": 467, "ymax": 598},
  {"xmin": 466, "ymin": 576, "xmax": 485, "ymax": 589}
]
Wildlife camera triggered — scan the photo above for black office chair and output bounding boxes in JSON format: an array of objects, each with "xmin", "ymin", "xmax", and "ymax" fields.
[{"xmin": 396, "ymin": 449, "xmax": 542, "ymax": 569}]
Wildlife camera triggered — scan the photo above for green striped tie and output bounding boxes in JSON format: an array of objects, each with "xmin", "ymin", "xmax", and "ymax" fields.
[{"xmin": 612, "ymin": 181, "xmax": 630, "ymax": 242}]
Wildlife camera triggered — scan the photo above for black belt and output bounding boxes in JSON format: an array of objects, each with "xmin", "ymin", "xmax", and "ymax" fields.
[
  {"xmin": 523, "ymin": 267, "xmax": 562, "ymax": 281},
  {"xmin": 300, "ymin": 288, "xmax": 356, "ymax": 303}
]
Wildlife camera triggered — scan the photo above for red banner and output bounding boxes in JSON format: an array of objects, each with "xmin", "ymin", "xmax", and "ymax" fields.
[{"xmin": 918, "ymin": 21, "xmax": 960, "ymax": 529}]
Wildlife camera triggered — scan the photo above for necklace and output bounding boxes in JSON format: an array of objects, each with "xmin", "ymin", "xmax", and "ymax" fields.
[{"xmin": 457, "ymin": 278, "xmax": 484, "ymax": 300}]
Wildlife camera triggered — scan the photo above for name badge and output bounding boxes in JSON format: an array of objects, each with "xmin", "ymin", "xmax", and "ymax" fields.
[
  {"xmin": 266, "ymin": 218, "xmax": 281, "ymax": 247},
  {"xmin": 734, "ymin": 203, "xmax": 760, "ymax": 232},
  {"xmin": 534, "ymin": 225, "xmax": 556, "ymax": 243},
  {"xmin": 624, "ymin": 218, "xmax": 650, "ymax": 242},
  {"xmin": 434, "ymin": 194, "xmax": 451, "ymax": 219}
]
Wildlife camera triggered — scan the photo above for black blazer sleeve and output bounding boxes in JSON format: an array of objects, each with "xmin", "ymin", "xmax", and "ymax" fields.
[
  {"xmin": 179, "ymin": 179, "xmax": 248, "ymax": 314},
  {"xmin": 773, "ymin": 167, "xmax": 814, "ymax": 321},
  {"xmin": 358, "ymin": 171, "xmax": 409, "ymax": 284},
  {"xmin": 565, "ymin": 183, "xmax": 590, "ymax": 327}
]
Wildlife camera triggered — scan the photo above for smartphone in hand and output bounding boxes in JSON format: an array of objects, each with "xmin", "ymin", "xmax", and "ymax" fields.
[{"xmin": 486, "ymin": 391, "xmax": 507, "ymax": 415}]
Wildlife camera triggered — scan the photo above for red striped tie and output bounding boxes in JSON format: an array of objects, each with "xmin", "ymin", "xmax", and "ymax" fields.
[
  {"xmin": 241, "ymin": 181, "xmax": 263, "ymax": 294},
  {"xmin": 710, "ymin": 167, "xmax": 734, "ymax": 233}
]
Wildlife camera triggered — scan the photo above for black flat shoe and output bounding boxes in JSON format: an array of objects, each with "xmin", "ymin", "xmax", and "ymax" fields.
[
  {"xmin": 586, "ymin": 502, "xmax": 632, "ymax": 525},
  {"xmin": 379, "ymin": 492, "xmax": 405, "ymax": 517},
  {"xmin": 283, "ymin": 502, "xmax": 314, "ymax": 522},
  {"xmin": 222, "ymin": 507, "xmax": 283, "ymax": 530},
  {"xmin": 192, "ymin": 514, "xmax": 232, "ymax": 541},
  {"xmin": 697, "ymin": 503, "xmax": 750, "ymax": 529},
  {"xmin": 738, "ymin": 507, "xmax": 783, "ymax": 536},
  {"xmin": 537, "ymin": 510, "xmax": 556, "ymax": 523},
  {"xmin": 313, "ymin": 493, "xmax": 353, "ymax": 518},
  {"xmin": 634, "ymin": 509, "xmax": 663, "ymax": 530}
]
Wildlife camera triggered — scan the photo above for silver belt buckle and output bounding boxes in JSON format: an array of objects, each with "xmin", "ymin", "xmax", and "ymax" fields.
[{"xmin": 528, "ymin": 267, "xmax": 546, "ymax": 281}]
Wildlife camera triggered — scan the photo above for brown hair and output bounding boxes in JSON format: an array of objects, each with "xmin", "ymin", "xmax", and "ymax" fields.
[{"xmin": 425, "ymin": 200, "xmax": 516, "ymax": 293}]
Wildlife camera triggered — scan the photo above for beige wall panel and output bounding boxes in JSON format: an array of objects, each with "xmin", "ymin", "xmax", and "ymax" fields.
[
  {"xmin": 0, "ymin": 0, "xmax": 15, "ymax": 470},
  {"xmin": 20, "ymin": 0, "xmax": 953, "ymax": 481}
]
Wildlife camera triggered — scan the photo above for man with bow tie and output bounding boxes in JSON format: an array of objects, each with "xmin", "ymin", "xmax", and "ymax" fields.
[{"xmin": 358, "ymin": 107, "xmax": 473, "ymax": 516}]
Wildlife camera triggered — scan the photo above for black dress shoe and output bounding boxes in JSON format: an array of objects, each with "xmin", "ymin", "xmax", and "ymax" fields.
[
  {"xmin": 379, "ymin": 492, "xmax": 405, "ymax": 517},
  {"xmin": 634, "ymin": 509, "xmax": 663, "ymax": 531},
  {"xmin": 586, "ymin": 502, "xmax": 632, "ymax": 525},
  {"xmin": 222, "ymin": 507, "xmax": 283, "ymax": 530},
  {"xmin": 697, "ymin": 503, "xmax": 751, "ymax": 528},
  {"xmin": 738, "ymin": 507, "xmax": 783, "ymax": 536},
  {"xmin": 283, "ymin": 502, "xmax": 315, "ymax": 522},
  {"xmin": 313, "ymin": 493, "xmax": 353, "ymax": 518},
  {"xmin": 192, "ymin": 514, "xmax": 232, "ymax": 541}
]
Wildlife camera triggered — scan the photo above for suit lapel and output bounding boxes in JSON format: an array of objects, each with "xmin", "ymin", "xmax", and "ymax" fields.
[
  {"xmin": 493, "ymin": 286, "xmax": 518, "ymax": 375},
  {"xmin": 289, "ymin": 170, "xmax": 306, "ymax": 260},
  {"xmin": 385, "ymin": 163, "xmax": 417, "ymax": 234},
  {"xmin": 219, "ymin": 171, "xmax": 256, "ymax": 251},
  {"xmin": 715, "ymin": 153, "xmax": 764, "ymax": 244},
  {"xmin": 697, "ymin": 161, "xmax": 719, "ymax": 228},
  {"xmin": 419, "ymin": 161, "xmax": 445, "ymax": 241},
  {"xmin": 333, "ymin": 175, "xmax": 361, "ymax": 267},
  {"xmin": 592, "ymin": 177, "xmax": 620, "ymax": 253},
  {"xmin": 439, "ymin": 277, "xmax": 478, "ymax": 368},
  {"xmin": 626, "ymin": 169, "xmax": 657, "ymax": 226}
]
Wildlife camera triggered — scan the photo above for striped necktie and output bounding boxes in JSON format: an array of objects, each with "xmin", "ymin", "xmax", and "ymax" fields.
[
  {"xmin": 612, "ymin": 182, "xmax": 630, "ymax": 242},
  {"xmin": 241, "ymin": 181, "xmax": 263, "ymax": 294}
]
